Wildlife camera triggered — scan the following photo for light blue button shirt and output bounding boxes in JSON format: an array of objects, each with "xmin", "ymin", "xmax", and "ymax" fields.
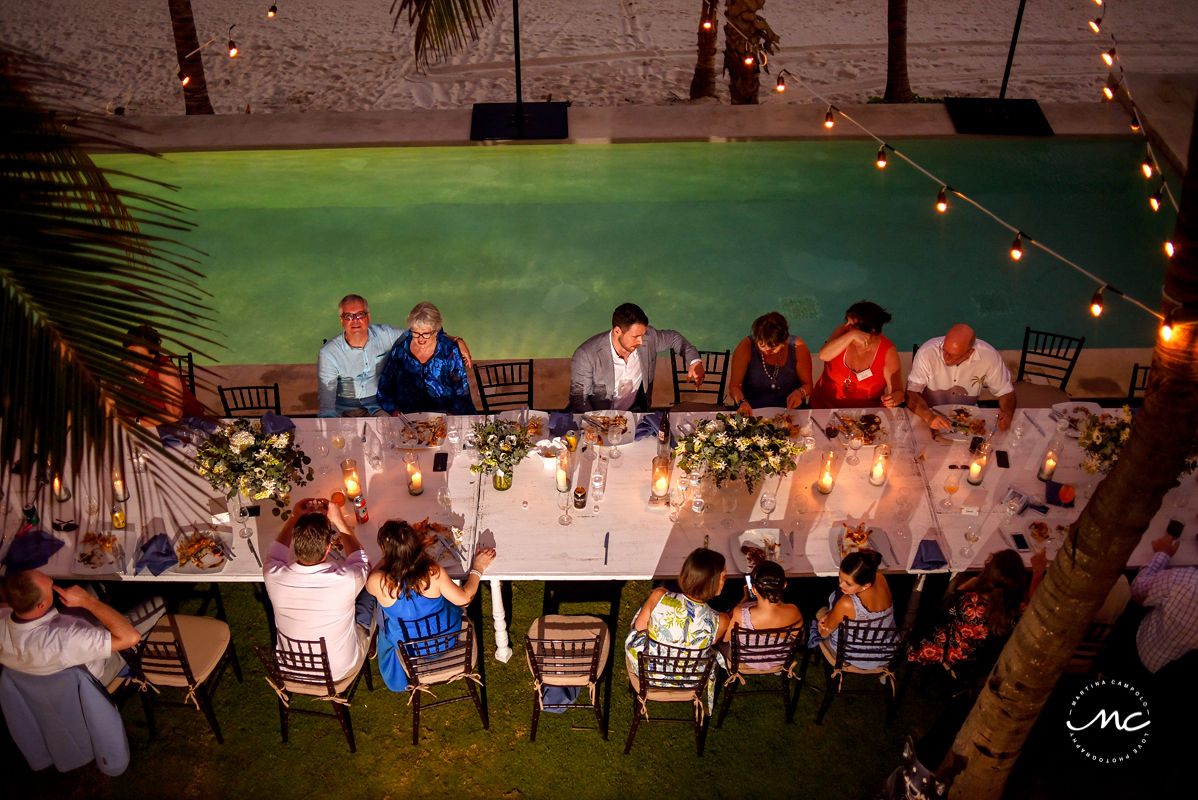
[{"xmin": 317, "ymin": 323, "xmax": 403, "ymax": 417}]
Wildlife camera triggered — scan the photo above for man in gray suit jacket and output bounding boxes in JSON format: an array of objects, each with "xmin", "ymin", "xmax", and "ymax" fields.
[{"xmin": 569, "ymin": 302, "xmax": 704, "ymax": 412}]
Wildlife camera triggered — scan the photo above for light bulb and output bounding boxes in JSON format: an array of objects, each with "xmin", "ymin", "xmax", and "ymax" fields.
[
  {"xmin": 1141, "ymin": 159, "xmax": 1154, "ymax": 179},
  {"xmin": 824, "ymin": 107, "xmax": 835, "ymax": 128},
  {"xmin": 1010, "ymin": 233, "xmax": 1024, "ymax": 261},
  {"xmin": 936, "ymin": 187, "xmax": 948, "ymax": 213},
  {"xmin": 1089, "ymin": 18, "xmax": 1102, "ymax": 34},
  {"xmin": 177, "ymin": 67, "xmax": 189, "ymax": 87},
  {"xmin": 1102, "ymin": 49, "xmax": 1115, "ymax": 67},
  {"xmin": 1089, "ymin": 288, "xmax": 1104, "ymax": 317},
  {"xmin": 1102, "ymin": 84, "xmax": 1114, "ymax": 101},
  {"xmin": 228, "ymin": 40, "xmax": 238, "ymax": 58},
  {"xmin": 876, "ymin": 146, "xmax": 887, "ymax": 169},
  {"xmin": 268, "ymin": 4, "xmax": 277, "ymax": 17},
  {"xmin": 1130, "ymin": 114, "xmax": 1141, "ymax": 132},
  {"xmin": 702, "ymin": 19, "xmax": 712, "ymax": 30},
  {"xmin": 1160, "ymin": 310, "xmax": 1175, "ymax": 342},
  {"xmin": 1093, "ymin": 0, "xmax": 1103, "ymax": 6},
  {"xmin": 1165, "ymin": 240, "xmax": 1175, "ymax": 257},
  {"xmin": 775, "ymin": 76, "xmax": 786, "ymax": 93},
  {"xmin": 743, "ymin": 54, "xmax": 754, "ymax": 66},
  {"xmin": 1149, "ymin": 186, "xmax": 1164, "ymax": 212}
]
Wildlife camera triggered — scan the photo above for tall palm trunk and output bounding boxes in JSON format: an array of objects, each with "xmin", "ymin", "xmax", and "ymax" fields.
[
  {"xmin": 945, "ymin": 101, "xmax": 1198, "ymax": 798},
  {"xmin": 722, "ymin": 0, "xmax": 778, "ymax": 105},
  {"xmin": 689, "ymin": 2, "xmax": 718, "ymax": 100},
  {"xmin": 168, "ymin": 0, "xmax": 214, "ymax": 115},
  {"xmin": 883, "ymin": 0, "xmax": 914, "ymax": 103}
]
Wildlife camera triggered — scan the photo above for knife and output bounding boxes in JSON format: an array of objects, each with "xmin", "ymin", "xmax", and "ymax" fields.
[
  {"xmin": 247, "ymin": 538, "xmax": 263, "ymax": 567},
  {"xmin": 1023, "ymin": 411, "xmax": 1045, "ymax": 437},
  {"xmin": 603, "ymin": 531, "xmax": 610, "ymax": 565}
]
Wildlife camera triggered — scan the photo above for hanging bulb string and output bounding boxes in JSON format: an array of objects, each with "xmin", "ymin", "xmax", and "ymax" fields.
[{"xmin": 776, "ymin": 65, "xmax": 1166, "ymax": 323}]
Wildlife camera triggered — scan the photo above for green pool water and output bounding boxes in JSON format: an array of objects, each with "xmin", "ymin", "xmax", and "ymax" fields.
[{"xmin": 95, "ymin": 139, "xmax": 1176, "ymax": 366}]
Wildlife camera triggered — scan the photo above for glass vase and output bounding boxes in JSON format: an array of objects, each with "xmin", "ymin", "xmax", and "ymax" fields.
[{"xmin": 492, "ymin": 471, "xmax": 513, "ymax": 491}]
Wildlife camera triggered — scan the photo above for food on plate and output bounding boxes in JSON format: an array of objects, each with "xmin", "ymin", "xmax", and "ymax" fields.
[
  {"xmin": 948, "ymin": 407, "xmax": 988, "ymax": 436},
  {"xmin": 400, "ymin": 416, "xmax": 447, "ymax": 446},
  {"xmin": 741, "ymin": 544, "xmax": 768, "ymax": 569},
  {"xmin": 839, "ymin": 522, "xmax": 872, "ymax": 558},
  {"xmin": 77, "ymin": 531, "xmax": 118, "ymax": 567},
  {"xmin": 587, "ymin": 413, "xmax": 628, "ymax": 434},
  {"xmin": 769, "ymin": 412, "xmax": 803, "ymax": 439},
  {"xmin": 411, "ymin": 517, "xmax": 451, "ymax": 547},
  {"xmin": 1028, "ymin": 521, "xmax": 1051, "ymax": 542},
  {"xmin": 525, "ymin": 417, "xmax": 546, "ymax": 438},
  {"xmin": 175, "ymin": 530, "xmax": 225, "ymax": 568},
  {"xmin": 834, "ymin": 413, "xmax": 887, "ymax": 445}
]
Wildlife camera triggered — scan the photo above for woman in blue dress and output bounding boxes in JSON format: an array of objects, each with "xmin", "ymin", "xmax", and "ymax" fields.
[
  {"xmin": 377, "ymin": 301, "xmax": 476, "ymax": 415},
  {"xmin": 366, "ymin": 519, "xmax": 496, "ymax": 692}
]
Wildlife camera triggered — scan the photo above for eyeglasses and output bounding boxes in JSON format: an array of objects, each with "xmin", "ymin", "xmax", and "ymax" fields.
[
  {"xmin": 340, "ymin": 312, "xmax": 368, "ymax": 322},
  {"xmin": 410, "ymin": 330, "xmax": 437, "ymax": 341}
]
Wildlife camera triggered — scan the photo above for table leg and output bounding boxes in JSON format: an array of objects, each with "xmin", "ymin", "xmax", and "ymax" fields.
[{"xmin": 488, "ymin": 577, "xmax": 513, "ymax": 662}]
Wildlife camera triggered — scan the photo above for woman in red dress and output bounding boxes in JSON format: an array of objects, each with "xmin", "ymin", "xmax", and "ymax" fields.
[
  {"xmin": 123, "ymin": 325, "xmax": 206, "ymax": 427},
  {"xmin": 810, "ymin": 300, "xmax": 904, "ymax": 409}
]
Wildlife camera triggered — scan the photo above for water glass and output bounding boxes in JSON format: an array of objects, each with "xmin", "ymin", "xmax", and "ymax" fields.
[{"xmin": 759, "ymin": 491, "xmax": 777, "ymax": 518}]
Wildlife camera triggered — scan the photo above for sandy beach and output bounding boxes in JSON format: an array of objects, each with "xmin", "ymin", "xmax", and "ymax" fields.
[{"xmin": 2, "ymin": 1, "xmax": 1197, "ymax": 116}]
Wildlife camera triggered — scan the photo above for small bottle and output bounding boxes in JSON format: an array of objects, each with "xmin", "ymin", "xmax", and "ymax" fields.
[
  {"xmin": 111, "ymin": 503, "xmax": 127, "ymax": 530},
  {"xmin": 352, "ymin": 494, "xmax": 369, "ymax": 524},
  {"xmin": 22, "ymin": 502, "xmax": 39, "ymax": 527},
  {"xmin": 657, "ymin": 410, "xmax": 672, "ymax": 457},
  {"xmin": 573, "ymin": 486, "xmax": 587, "ymax": 509}
]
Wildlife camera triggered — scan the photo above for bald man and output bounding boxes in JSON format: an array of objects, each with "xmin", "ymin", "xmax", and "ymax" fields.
[{"xmin": 907, "ymin": 324, "xmax": 1016, "ymax": 431}]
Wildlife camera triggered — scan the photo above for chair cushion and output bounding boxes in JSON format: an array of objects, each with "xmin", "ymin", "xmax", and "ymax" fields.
[
  {"xmin": 627, "ymin": 671, "xmax": 702, "ymax": 703},
  {"xmin": 412, "ymin": 633, "xmax": 478, "ymax": 686},
  {"xmin": 146, "ymin": 615, "xmax": 230, "ymax": 688},
  {"xmin": 525, "ymin": 615, "xmax": 610, "ymax": 686},
  {"xmin": 1014, "ymin": 381, "xmax": 1070, "ymax": 408}
]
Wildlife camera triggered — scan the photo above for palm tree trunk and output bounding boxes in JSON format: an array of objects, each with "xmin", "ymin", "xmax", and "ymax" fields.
[
  {"xmin": 883, "ymin": 0, "xmax": 914, "ymax": 103},
  {"xmin": 689, "ymin": 2, "xmax": 718, "ymax": 100},
  {"xmin": 168, "ymin": 0, "xmax": 214, "ymax": 115},
  {"xmin": 723, "ymin": 0, "xmax": 779, "ymax": 106},
  {"xmin": 945, "ymin": 101, "xmax": 1198, "ymax": 798}
]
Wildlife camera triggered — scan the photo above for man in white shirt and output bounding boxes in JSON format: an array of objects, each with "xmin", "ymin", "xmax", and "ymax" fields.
[
  {"xmin": 0, "ymin": 570, "xmax": 142, "ymax": 683},
  {"xmin": 569, "ymin": 302, "xmax": 705, "ymax": 412},
  {"xmin": 263, "ymin": 498, "xmax": 373, "ymax": 681},
  {"xmin": 907, "ymin": 324, "xmax": 1017, "ymax": 431}
]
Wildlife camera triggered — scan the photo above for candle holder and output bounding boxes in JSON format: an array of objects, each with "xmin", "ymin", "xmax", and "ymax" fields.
[
  {"xmin": 52, "ymin": 474, "xmax": 72, "ymax": 503},
  {"xmin": 649, "ymin": 455, "xmax": 671, "ymax": 505},
  {"xmin": 406, "ymin": 455, "xmax": 423, "ymax": 496},
  {"xmin": 555, "ymin": 451, "xmax": 572, "ymax": 493},
  {"xmin": 816, "ymin": 450, "xmax": 838, "ymax": 495},
  {"xmin": 341, "ymin": 458, "xmax": 362, "ymax": 498},
  {"xmin": 967, "ymin": 450, "xmax": 989, "ymax": 486},
  {"xmin": 111, "ymin": 469, "xmax": 129, "ymax": 502},
  {"xmin": 868, "ymin": 444, "xmax": 891, "ymax": 487},
  {"xmin": 1037, "ymin": 447, "xmax": 1058, "ymax": 482}
]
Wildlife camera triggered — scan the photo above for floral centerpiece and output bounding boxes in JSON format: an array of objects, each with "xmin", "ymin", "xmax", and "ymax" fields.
[
  {"xmin": 1079, "ymin": 406, "xmax": 1198, "ymax": 475},
  {"xmin": 674, "ymin": 413, "xmax": 806, "ymax": 492},
  {"xmin": 194, "ymin": 418, "xmax": 313, "ymax": 518},
  {"xmin": 469, "ymin": 418, "xmax": 534, "ymax": 489}
]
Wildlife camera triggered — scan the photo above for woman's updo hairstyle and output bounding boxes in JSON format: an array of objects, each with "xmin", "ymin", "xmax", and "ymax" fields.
[
  {"xmin": 750, "ymin": 560, "xmax": 787, "ymax": 604},
  {"xmin": 840, "ymin": 548, "xmax": 883, "ymax": 587}
]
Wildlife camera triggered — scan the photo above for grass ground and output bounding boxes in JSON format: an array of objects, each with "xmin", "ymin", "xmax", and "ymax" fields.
[{"xmin": 2, "ymin": 579, "xmax": 1188, "ymax": 799}]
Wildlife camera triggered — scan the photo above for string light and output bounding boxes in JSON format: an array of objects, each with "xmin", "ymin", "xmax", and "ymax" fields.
[
  {"xmin": 1093, "ymin": 0, "xmax": 1103, "ymax": 5},
  {"xmin": 227, "ymin": 25, "xmax": 238, "ymax": 58},
  {"xmin": 743, "ymin": 52, "xmax": 755, "ymax": 67},
  {"xmin": 876, "ymin": 146, "xmax": 888, "ymax": 169},
  {"xmin": 936, "ymin": 186, "xmax": 948, "ymax": 213},
  {"xmin": 1165, "ymin": 240, "xmax": 1175, "ymax": 257},
  {"xmin": 1101, "ymin": 48, "xmax": 1116, "ymax": 67},
  {"xmin": 1149, "ymin": 185, "xmax": 1164, "ymax": 212},
  {"xmin": 1160, "ymin": 308, "xmax": 1176, "ymax": 342},
  {"xmin": 1102, "ymin": 74, "xmax": 1119, "ymax": 101},
  {"xmin": 1129, "ymin": 113, "xmax": 1141, "ymax": 132},
  {"xmin": 1141, "ymin": 157, "xmax": 1154, "ymax": 179},
  {"xmin": 824, "ymin": 107, "xmax": 835, "ymax": 128},
  {"xmin": 775, "ymin": 75, "xmax": 786, "ymax": 93},
  {"xmin": 176, "ymin": 67, "xmax": 190, "ymax": 87},
  {"xmin": 1090, "ymin": 287, "xmax": 1105, "ymax": 317},
  {"xmin": 268, "ymin": 4, "xmax": 277, "ymax": 17},
  {"xmin": 1010, "ymin": 233, "xmax": 1024, "ymax": 261}
]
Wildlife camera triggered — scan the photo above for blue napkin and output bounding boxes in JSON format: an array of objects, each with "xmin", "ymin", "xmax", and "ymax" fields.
[
  {"xmin": 1045, "ymin": 480, "xmax": 1075, "ymax": 508},
  {"xmin": 135, "ymin": 533, "xmax": 176, "ymax": 576},
  {"xmin": 634, "ymin": 412, "xmax": 676, "ymax": 447},
  {"xmin": 540, "ymin": 685, "xmax": 582, "ymax": 713},
  {"xmin": 548, "ymin": 412, "xmax": 575, "ymax": 438},
  {"xmin": 262, "ymin": 412, "xmax": 295, "ymax": 436},
  {"xmin": 2, "ymin": 526, "xmax": 65, "ymax": 571},
  {"xmin": 159, "ymin": 416, "xmax": 218, "ymax": 448},
  {"xmin": 912, "ymin": 538, "xmax": 947, "ymax": 570}
]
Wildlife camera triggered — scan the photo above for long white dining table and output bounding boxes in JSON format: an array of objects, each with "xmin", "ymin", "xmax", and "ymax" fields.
[{"xmin": 3, "ymin": 408, "xmax": 1195, "ymax": 664}]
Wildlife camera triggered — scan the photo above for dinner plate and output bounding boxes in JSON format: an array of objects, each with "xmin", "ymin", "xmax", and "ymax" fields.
[
  {"xmin": 498, "ymin": 409, "xmax": 550, "ymax": 440},
  {"xmin": 1051, "ymin": 401, "xmax": 1101, "ymax": 439},
  {"xmin": 729, "ymin": 528, "xmax": 790, "ymax": 575},
  {"xmin": 582, "ymin": 410, "xmax": 634, "ymax": 447},
  {"xmin": 71, "ymin": 529, "xmax": 127, "ymax": 576},
  {"xmin": 394, "ymin": 412, "xmax": 448, "ymax": 448},
  {"xmin": 754, "ymin": 408, "xmax": 811, "ymax": 439},
  {"xmin": 826, "ymin": 411, "xmax": 889, "ymax": 446},
  {"xmin": 931, "ymin": 405, "xmax": 989, "ymax": 441},
  {"xmin": 828, "ymin": 523, "xmax": 896, "ymax": 569},
  {"xmin": 170, "ymin": 525, "xmax": 231, "ymax": 574}
]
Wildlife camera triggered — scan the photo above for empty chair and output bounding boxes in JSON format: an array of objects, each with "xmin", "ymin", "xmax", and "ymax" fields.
[
  {"xmin": 218, "ymin": 382, "xmax": 281, "ymax": 416},
  {"xmin": 800, "ymin": 618, "xmax": 902, "ymax": 724},
  {"xmin": 715, "ymin": 622, "xmax": 805, "ymax": 727},
  {"xmin": 255, "ymin": 632, "xmax": 374, "ymax": 752},
  {"xmin": 524, "ymin": 614, "xmax": 610, "ymax": 741},
  {"xmin": 473, "ymin": 359, "xmax": 534, "ymax": 414},
  {"xmin": 1127, "ymin": 362, "xmax": 1150, "ymax": 405},
  {"xmin": 624, "ymin": 641, "xmax": 718, "ymax": 756},
  {"xmin": 395, "ymin": 611, "xmax": 487, "ymax": 745},
  {"xmin": 1065, "ymin": 574, "xmax": 1131, "ymax": 675},
  {"xmin": 1014, "ymin": 327, "xmax": 1085, "ymax": 407},
  {"xmin": 671, "ymin": 348, "xmax": 730, "ymax": 410},
  {"xmin": 121, "ymin": 614, "xmax": 241, "ymax": 743},
  {"xmin": 166, "ymin": 352, "xmax": 197, "ymax": 396}
]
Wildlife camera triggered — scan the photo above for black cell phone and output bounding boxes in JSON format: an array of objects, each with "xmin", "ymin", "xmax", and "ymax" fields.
[
  {"xmin": 995, "ymin": 450, "xmax": 1010, "ymax": 469},
  {"xmin": 433, "ymin": 452, "xmax": 448, "ymax": 472},
  {"xmin": 969, "ymin": 436, "xmax": 985, "ymax": 454},
  {"xmin": 1167, "ymin": 519, "xmax": 1185, "ymax": 538},
  {"xmin": 1009, "ymin": 532, "xmax": 1031, "ymax": 552}
]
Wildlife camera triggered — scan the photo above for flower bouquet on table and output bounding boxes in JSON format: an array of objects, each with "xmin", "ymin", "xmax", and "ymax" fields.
[
  {"xmin": 193, "ymin": 417, "xmax": 313, "ymax": 518},
  {"xmin": 1078, "ymin": 405, "xmax": 1198, "ymax": 476},
  {"xmin": 469, "ymin": 418, "xmax": 534, "ymax": 484},
  {"xmin": 674, "ymin": 413, "xmax": 805, "ymax": 492}
]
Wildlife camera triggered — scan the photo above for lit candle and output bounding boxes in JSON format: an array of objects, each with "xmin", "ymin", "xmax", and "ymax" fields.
[
  {"xmin": 871, "ymin": 461, "xmax": 886, "ymax": 484},
  {"xmin": 1038, "ymin": 450, "xmax": 1058, "ymax": 481},
  {"xmin": 818, "ymin": 470, "xmax": 835, "ymax": 494},
  {"xmin": 869, "ymin": 445, "xmax": 890, "ymax": 487},
  {"xmin": 967, "ymin": 454, "xmax": 987, "ymax": 485},
  {"xmin": 817, "ymin": 450, "xmax": 838, "ymax": 494},
  {"xmin": 112, "ymin": 469, "xmax": 129, "ymax": 502},
  {"xmin": 651, "ymin": 455, "xmax": 671, "ymax": 499},
  {"xmin": 344, "ymin": 475, "xmax": 361, "ymax": 497},
  {"xmin": 341, "ymin": 458, "xmax": 361, "ymax": 497},
  {"xmin": 408, "ymin": 469, "xmax": 423, "ymax": 496},
  {"xmin": 52, "ymin": 475, "xmax": 72, "ymax": 502},
  {"xmin": 556, "ymin": 464, "xmax": 570, "ymax": 493}
]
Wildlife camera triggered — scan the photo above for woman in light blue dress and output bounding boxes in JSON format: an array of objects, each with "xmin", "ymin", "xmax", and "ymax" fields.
[
  {"xmin": 625, "ymin": 548, "xmax": 730, "ymax": 710},
  {"xmin": 811, "ymin": 548, "xmax": 897, "ymax": 669},
  {"xmin": 367, "ymin": 520, "xmax": 495, "ymax": 692}
]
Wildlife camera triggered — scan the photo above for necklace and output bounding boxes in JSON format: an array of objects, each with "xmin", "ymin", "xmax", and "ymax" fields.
[{"xmin": 760, "ymin": 348, "xmax": 783, "ymax": 391}]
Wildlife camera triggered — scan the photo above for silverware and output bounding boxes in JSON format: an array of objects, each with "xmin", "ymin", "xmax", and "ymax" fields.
[
  {"xmin": 1023, "ymin": 411, "xmax": 1046, "ymax": 437},
  {"xmin": 361, "ymin": 422, "xmax": 367, "ymax": 443},
  {"xmin": 603, "ymin": 531, "xmax": 610, "ymax": 565},
  {"xmin": 247, "ymin": 538, "xmax": 262, "ymax": 567}
]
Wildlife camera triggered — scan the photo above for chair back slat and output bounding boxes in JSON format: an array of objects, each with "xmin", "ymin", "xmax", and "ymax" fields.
[
  {"xmin": 166, "ymin": 352, "xmax": 197, "ymax": 395},
  {"xmin": 218, "ymin": 383, "xmax": 281, "ymax": 416},
  {"xmin": 671, "ymin": 349, "xmax": 730, "ymax": 406},
  {"xmin": 1127, "ymin": 362, "xmax": 1150, "ymax": 404},
  {"xmin": 636, "ymin": 640, "xmax": 716, "ymax": 694},
  {"xmin": 135, "ymin": 615, "xmax": 197, "ymax": 686},
  {"xmin": 729, "ymin": 623, "xmax": 804, "ymax": 672},
  {"xmin": 1016, "ymin": 327, "xmax": 1085, "ymax": 390},
  {"xmin": 395, "ymin": 605, "xmax": 473, "ymax": 679},
  {"xmin": 473, "ymin": 359, "xmax": 534, "ymax": 413},
  {"xmin": 834, "ymin": 619, "xmax": 901, "ymax": 667},
  {"xmin": 265, "ymin": 633, "xmax": 336, "ymax": 690},
  {"xmin": 525, "ymin": 634, "xmax": 603, "ymax": 683}
]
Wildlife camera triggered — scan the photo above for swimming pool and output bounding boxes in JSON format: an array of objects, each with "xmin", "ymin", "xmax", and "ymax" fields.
[{"xmin": 96, "ymin": 139, "xmax": 1176, "ymax": 365}]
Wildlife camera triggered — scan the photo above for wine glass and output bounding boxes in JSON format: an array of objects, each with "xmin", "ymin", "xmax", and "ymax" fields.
[
  {"xmin": 446, "ymin": 420, "xmax": 461, "ymax": 450},
  {"xmin": 558, "ymin": 480, "xmax": 573, "ymax": 526},
  {"xmin": 846, "ymin": 431, "xmax": 864, "ymax": 466},
  {"xmin": 961, "ymin": 525, "xmax": 980, "ymax": 558},
  {"xmin": 759, "ymin": 489, "xmax": 777, "ymax": 520},
  {"xmin": 436, "ymin": 486, "xmax": 452, "ymax": 509},
  {"xmin": 941, "ymin": 469, "xmax": 961, "ymax": 509},
  {"xmin": 330, "ymin": 422, "xmax": 346, "ymax": 451},
  {"xmin": 1011, "ymin": 419, "xmax": 1025, "ymax": 449},
  {"xmin": 668, "ymin": 486, "xmax": 686, "ymax": 522}
]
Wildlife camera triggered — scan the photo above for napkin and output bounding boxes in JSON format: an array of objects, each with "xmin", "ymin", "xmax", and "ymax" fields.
[
  {"xmin": 634, "ymin": 412, "xmax": 676, "ymax": 447},
  {"xmin": 135, "ymin": 533, "xmax": 176, "ymax": 576},
  {"xmin": 912, "ymin": 538, "xmax": 947, "ymax": 570},
  {"xmin": 1, "ymin": 525, "xmax": 65, "ymax": 571},
  {"xmin": 548, "ymin": 412, "xmax": 575, "ymax": 438},
  {"xmin": 1045, "ymin": 480, "xmax": 1076, "ymax": 507},
  {"xmin": 262, "ymin": 412, "xmax": 295, "ymax": 436},
  {"xmin": 541, "ymin": 685, "xmax": 582, "ymax": 712}
]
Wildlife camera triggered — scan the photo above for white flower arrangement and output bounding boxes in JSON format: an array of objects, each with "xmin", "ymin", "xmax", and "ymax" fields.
[
  {"xmin": 674, "ymin": 413, "xmax": 805, "ymax": 492},
  {"xmin": 469, "ymin": 418, "xmax": 534, "ymax": 476},
  {"xmin": 1078, "ymin": 405, "xmax": 1197, "ymax": 476},
  {"xmin": 194, "ymin": 418, "xmax": 313, "ymax": 518}
]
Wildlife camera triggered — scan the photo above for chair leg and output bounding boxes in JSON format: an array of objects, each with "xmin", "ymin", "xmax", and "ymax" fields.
[
  {"xmin": 197, "ymin": 688, "xmax": 224, "ymax": 743},
  {"xmin": 334, "ymin": 703, "xmax": 356, "ymax": 753},
  {"xmin": 623, "ymin": 704, "xmax": 643, "ymax": 755},
  {"xmin": 529, "ymin": 695, "xmax": 540, "ymax": 743},
  {"xmin": 228, "ymin": 641, "xmax": 243, "ymax": 682},
  {"xmin": 592, "ymin": 687, "xmax": 607, "ymax": 741},
  {"xmin": 696, "ymin": 715, "xmax": 709, "ymax": 757},
  {"xmin": 139, "ymin": 690, "xmax": 158, "ymax": 739},
  {"xmin": 815, "ymin": 667, "xmax": 838, "ymax": 725},
  {"xmin": 362, "ymin": 657, "xmax": 374, "ymax": 692},
  {"xmin": 467, "ymin": 678, "xmax": 489, "ymax": 730},
  {"xmin": 785, "ymin": 674, "xmax": 799, "ymax": 724},
  {"xmin": 411, "ymin": 692, "xmax": 421, "ymax": 746},
  {"xmin": 715, "ymin": 680, "xmax": 737, "ymax": 728},
  {"xmin": 277, "ymin": 698, "xmax": 289, "ymax": 744}
]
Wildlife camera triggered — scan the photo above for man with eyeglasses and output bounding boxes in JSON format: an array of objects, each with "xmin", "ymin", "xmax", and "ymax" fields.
[
  {"xmin": 317, "ymin": 294, "xmax": 470, "ymax": 417},
  {"xmin": 907, "ymin": 323, "xmax": 1016, "ymax": 431}
]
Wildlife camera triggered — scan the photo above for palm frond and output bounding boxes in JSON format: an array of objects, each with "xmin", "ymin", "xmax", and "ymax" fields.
[
  {"xmin": 0, "ymin": 46, "xmax": 217, "ymax": 490},
  {"xmin": 392, "ymin": 0, "xmax": 498, "ymax": 67}
]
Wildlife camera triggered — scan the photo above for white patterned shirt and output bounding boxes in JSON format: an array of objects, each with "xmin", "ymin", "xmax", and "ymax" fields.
[{"xmin": 1131, "ymin": 552, "xmax": 1198, "ymax": 673}]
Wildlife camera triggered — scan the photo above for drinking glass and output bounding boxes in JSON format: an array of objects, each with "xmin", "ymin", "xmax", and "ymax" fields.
[
  {"xmin": 941, "ymin": 470, "xmax": 961, "ymax": 509},
  {"xmin": 558, "ymin": 483, "xmax": 573, "ymax": 526},
  {"xmin": 85, "ymin": 494, "xmax": 100, "ymax": 516},
  {"xmin": 330, "ymin": 422, "xmax": 346, "ymax": 451},
  {"xmin": 446, "ymin": 420, "xmax": 461, "ymax": 449},
  {"xmin": 759, "ymin": 490, "xmax": 777, "ymax": 519},
  {"xmin": 961, "ymin": 525, "xmax": 980, "ymax": 558},
  {"xmin": 1010, "ymin": 419, "xmax": 1025, "ymax": 450},
  {"xmin": 668, "ymin": 487, "xmax": 686, "ymax": 522},
  {"xmin": 846, "ymin": 431, "xmax": 864, "ymax": 466},
  {"xmin": 436, "ymin": 486, "xmax": 452, "ymax": 509}
]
